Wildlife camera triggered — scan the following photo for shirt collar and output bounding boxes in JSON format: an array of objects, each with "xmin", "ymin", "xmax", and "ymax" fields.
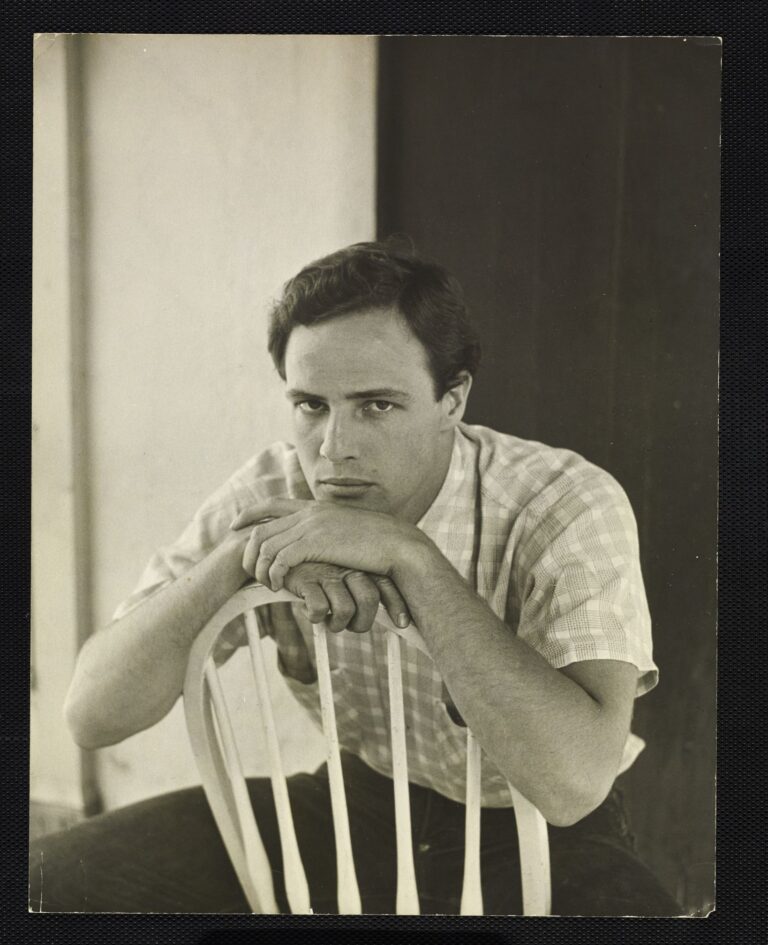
[{"xmin": 415, "ymin": 427, "xmax": 479, "ymax": 583}]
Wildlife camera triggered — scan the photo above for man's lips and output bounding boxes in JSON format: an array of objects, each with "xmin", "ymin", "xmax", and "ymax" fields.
[{"xmin": 317, "ymin": 478, "xmax": 375, "ymax": 497}]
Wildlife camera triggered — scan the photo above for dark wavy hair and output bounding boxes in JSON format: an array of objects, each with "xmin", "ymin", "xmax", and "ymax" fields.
[{"xmin": 267, "ymin": 238, "xmax": 481, "ymax": 398}]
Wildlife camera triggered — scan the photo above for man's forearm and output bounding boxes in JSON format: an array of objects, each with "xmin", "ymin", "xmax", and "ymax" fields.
[
  {"xmin": 391, "ymin": 541, "xmax": 632, "ymax": 826},
  {"xmin": 65, "ymin": 537, "xmax": 249, "ymax": 749}
]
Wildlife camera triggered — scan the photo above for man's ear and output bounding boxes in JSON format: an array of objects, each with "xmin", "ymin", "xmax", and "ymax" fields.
[{"xmin": 440, "ymin": 371, "xmax": 473, "ymax": 428}]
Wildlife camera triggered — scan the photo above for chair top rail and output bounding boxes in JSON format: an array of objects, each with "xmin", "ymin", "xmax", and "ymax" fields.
[{"xmin": 185, "ymin": 583, "xmax": 432, "ymax": 692}]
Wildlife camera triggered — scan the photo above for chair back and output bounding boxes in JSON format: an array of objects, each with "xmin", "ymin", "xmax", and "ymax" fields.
[{"xmin": 183, "ymin": 584, "xmax": 551, "ymax": 915}]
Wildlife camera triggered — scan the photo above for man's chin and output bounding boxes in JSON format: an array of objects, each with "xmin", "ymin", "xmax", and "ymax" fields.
[{"xmin": 331, "ymin": 494, "xmax": 388, "ymax": 513}]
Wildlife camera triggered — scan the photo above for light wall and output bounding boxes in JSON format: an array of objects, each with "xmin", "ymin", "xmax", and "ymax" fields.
[{"xmin": 32, "ymin": 34, "xmax": 377, "ymax": 810}]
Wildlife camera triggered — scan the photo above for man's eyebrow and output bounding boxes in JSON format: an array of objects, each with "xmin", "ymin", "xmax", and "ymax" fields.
[
  {"xmin": 285, "ymin": 388, "xmax": 412, "ymax": 402},
  {"xmin": 347, "ymin": 388, "xmax": 413, "ymax": 402}
]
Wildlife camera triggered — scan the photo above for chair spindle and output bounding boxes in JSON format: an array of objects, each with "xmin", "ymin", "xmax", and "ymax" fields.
[
  {"xmin": 507, "ymin": 782, "xmax": 552, "ymax": 915},
  {"xmin": 205, "ymin": 662, "xmax": 279, "ymax": 913},
  {"xmin": 386, "ymin": 630, "xmax": 420, "ymax": 914},
  {"xmin": 460, "ymin": 727, "xmax": 483, "ymax": 914},
  {"xmin": 312, "ymin": 623, "xmax": 362, "ymax": 914},
  {"xmin": 244, "ymin": 610, "xmax": 311, "ymax": 914}
]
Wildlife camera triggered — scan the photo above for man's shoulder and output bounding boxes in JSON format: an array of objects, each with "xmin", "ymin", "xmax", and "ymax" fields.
[
  {"xmin": 231, "ymin": 440, "xmax": 299, "ymax": 480},
  {"xmin": 460, "ymin": 423, "xmax": 630, "ymax": 519},
  {"xmin": 223, "ymin": 441, "xmax": 310, "ymax": 502}
]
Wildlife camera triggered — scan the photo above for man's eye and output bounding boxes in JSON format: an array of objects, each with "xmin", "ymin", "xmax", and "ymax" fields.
[
  {"xmin": 365, "ymin": 400, "xmax": 395, "ymax": 414},
  {"xmin": 297, "ymin": 400, "xmax": 326, "ymax": 413}
]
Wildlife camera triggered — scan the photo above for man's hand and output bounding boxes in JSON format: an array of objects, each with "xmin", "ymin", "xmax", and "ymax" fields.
[
  {"xmin": 249, "ymin": 562, "xmax": 411, "ymax": 684},
  {"xmin": 230, "ymin": 499, "xmax": 430, "ymax": 592},
  {"xmin": 282, "ymin": 561, "xmax": 411, "ymax": 632}
]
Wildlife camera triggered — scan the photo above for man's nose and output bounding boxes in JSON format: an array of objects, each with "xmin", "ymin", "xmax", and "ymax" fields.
[{"xmin": 319, "ymin": 415, "xmax": 357, "ymax": 462}]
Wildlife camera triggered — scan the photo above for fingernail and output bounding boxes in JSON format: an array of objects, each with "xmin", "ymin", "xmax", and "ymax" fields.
[{"xmin": 396, "ymin": 614, "xmax": 410, "ymax": 629}]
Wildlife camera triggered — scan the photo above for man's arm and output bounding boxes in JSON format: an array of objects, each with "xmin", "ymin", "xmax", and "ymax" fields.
[
  {"xmin": 65, "ymin": 530, "xmax": 412, "ymax": 749},
  {"xmin": 64, "ymin": 533, "xmax": 250, "ymax": 749},
  {"xmin": 391, "ymin": 543, "xmax": 637, "ymax": 827},
  {"xmin": 233, "ymin": 499, "xmax": 639, "ymax": 827}
]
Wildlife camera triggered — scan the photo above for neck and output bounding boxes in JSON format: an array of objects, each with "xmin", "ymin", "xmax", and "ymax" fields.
[{"xmin": 401, "ymin": 429, "xmax": 457, "ymax": 525}]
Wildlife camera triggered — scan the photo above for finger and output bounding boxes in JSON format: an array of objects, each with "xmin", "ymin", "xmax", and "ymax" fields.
[
  {"xmin": 373, "ymin": 575, "xmax": 411, "ymax": 629},
  {"xmin": 321, "ymin": 579, "xmax": 356, "ymax": 633},
  {"xmin": 294, "ymin": 581, "xmax": 330, "ymax": 624},
  {"xmin": 243, "ymin": 524, "xmax": 292, "ymax": 580},
  {"xmin": 266, "ymin": 534, "xmax": 344, "ymax": 591},
  {"xmin": 343, "ymin": 571, "xmax": 381, "ymax": 634},
  {"xmin": 254, "ymin": 537, "xmax": 275, "ymax": 588},
  {"xmin": 256, "ymin": 523, "xmax": 308, "ymax": 588},
  {"xmin": 243, "ymin": 520, "xmax": 292, "ymax": 578},
  {"xmin": 230, "ymin": 499, "xmax": 313, "ymax": 530},
  {"xmin": 241, "ymin": 517, "xmax": 303, "ymax": 584},
  {"xmin": 242, "ymin": 528, "xmax": 261, "ymax": 577}
]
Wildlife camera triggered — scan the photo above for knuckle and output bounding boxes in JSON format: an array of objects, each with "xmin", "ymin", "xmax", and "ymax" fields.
[
  {"xmin": 344, "ymin": 569, "xmax": 366, "ymax": 582},
  {"xmin": 250, "ymin": 522, "xmax": 266, "ymax": 541},
  {"xmin": 375, "ymin": 578, "xmax": 399, "ymax": 599},
  {"xmin": 345, "ymin": 572, "xmax": 376, "ymax": 594},
  {"xmin": 291, "ymin": 577, "xmax": 310, "ymax": 595}
]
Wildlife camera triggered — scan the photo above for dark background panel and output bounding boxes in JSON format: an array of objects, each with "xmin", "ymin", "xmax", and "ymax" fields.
[{"xmin": 378, "ymin": 35, "xmax": 719, "ymax": 913}]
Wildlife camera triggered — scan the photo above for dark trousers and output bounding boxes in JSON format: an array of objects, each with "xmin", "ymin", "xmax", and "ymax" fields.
[{"xmin": 29, "ymin": 752, "xmax": 681, "ymax": 915}]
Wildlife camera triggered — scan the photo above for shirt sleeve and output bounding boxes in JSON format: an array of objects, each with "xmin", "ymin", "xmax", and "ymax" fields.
[
  {"xmin": 108, "ymin": 473, "xmax": 255, "ymax": 663},
  {"xmin": 112, "ymin": 442, "xmax": 306, "ymax": 623},
  {"xmin": 111, "ymin": 475, "xmax": 243, "ymax": 621},
  {"xmin": 109, "ymin": 443, "xmax": 306, "ymax": 664},
  {"xmin": 513, "ymin": 470, "xmax": 658, "ymax": 697}
]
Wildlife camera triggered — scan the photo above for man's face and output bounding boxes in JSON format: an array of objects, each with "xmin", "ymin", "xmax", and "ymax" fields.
[{"xmin": 283, "ymin": 306, "xmax": 463, "ymax": 523}]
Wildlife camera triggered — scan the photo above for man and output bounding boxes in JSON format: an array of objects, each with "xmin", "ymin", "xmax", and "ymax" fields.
[{"xmin": 30, "ymin": 241, "xmax": 681, "ymax": 915}]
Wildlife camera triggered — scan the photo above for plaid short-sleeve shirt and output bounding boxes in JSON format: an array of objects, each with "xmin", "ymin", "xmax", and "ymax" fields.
[{"xmin": 113, "ymin": 423, "xmax": 657, "ymax": 807}]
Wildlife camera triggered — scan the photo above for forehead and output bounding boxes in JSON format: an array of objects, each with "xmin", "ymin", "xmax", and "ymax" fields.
[{"xmin": 283, "ymin": 307, "xmax": 433, "ymax": 391}]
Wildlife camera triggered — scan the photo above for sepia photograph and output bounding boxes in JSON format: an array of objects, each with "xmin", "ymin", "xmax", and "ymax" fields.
[{"xmin": 30, "ymin": 33, "xmax": 719, "ymax": 916}]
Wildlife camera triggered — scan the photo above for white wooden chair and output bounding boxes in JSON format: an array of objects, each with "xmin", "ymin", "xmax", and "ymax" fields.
[{"xmin": 183, "ymin": 584, "xmax": 551, "ymax": 915}]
